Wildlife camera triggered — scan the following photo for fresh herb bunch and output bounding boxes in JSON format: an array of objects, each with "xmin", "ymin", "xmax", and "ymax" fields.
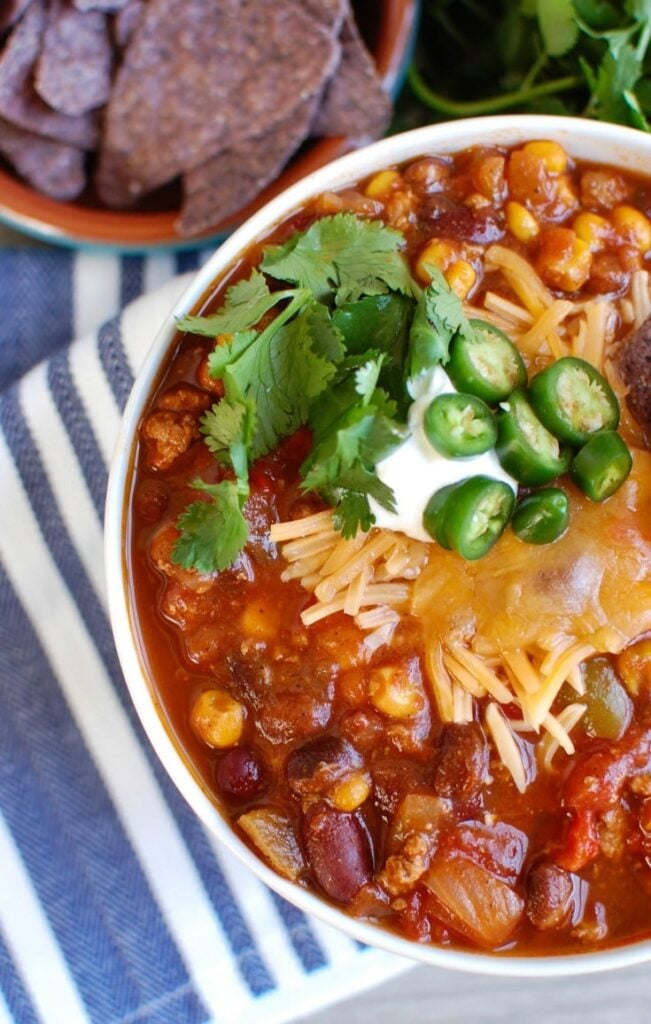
[
  {"xmin": 172, "ymin": 213, "xmax": 423, "ymax": 573},
  {"xmin": 409, "ymin": 0, "xmax": 651, "ymax": 130}
]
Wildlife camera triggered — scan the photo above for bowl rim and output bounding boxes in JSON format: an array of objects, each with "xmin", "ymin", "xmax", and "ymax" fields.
[
  {"xmin": 0, "ymin": 0, "xmax": 419, "ymax": 253},
  {"xmin": 105, "ymin": 113, "xmax": 651, "ymax": 976}
]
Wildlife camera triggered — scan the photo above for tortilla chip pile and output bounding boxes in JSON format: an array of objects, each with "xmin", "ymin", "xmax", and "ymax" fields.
[{"xmin": 0, "ymin": 0, "xmax": 391, "ymax": 235}]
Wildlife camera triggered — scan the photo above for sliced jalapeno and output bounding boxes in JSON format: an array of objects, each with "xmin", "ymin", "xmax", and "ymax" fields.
[
  {"xmin": 446, "ymin": 319, "xmax": 527, "ymax": 405},
  {"xmin": 422, "ymin": 484, "xmax": 456, "ymax": 547},
  {"xmin": 496, "ymin": 390, "xmax": 571, "ymax": 486},
  {"xmin": 428, "ymin": 475, "xmax": 515, "ymax": 560},
  {"xmin": 511, "ymin": 487, "xmax": 569, "ymax": 545},
  {"xmin": 571, "ymin": 430, "xmax": 632, "ymax": 502},
  {"xmin": 423, "ymin": 393, "xmax": 497, "ymax": 458},
  {"xmin": 529, "ymin": 357, "xmax": 620, "ymax": 445}
]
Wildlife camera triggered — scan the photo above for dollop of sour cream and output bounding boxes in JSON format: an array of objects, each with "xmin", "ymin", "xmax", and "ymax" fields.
[{"xmin": 368, "ymin": 366, "xmax": 517, "ymax": 542}]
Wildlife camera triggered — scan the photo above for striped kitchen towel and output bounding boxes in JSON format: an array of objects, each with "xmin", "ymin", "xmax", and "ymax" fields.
[{"xmin": 0, "ymin": 248, "xmax": 411, "ymax": 1024}]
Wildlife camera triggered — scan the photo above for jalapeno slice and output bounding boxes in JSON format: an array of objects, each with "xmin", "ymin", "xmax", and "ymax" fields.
[
  {"xmin": 446, "ymin": 319, "xmax": 527, "ymax": 405},
  {"xmin": 511, "ymin": 487, "xmax": 569, "ymax": 545},
  {"xmin": 496, "ymin": 390, "xmax": 571, "ymax": 486},
  {"xmin": 571, "ymin": 430, "xmax": 632, "ymax": 502},
  {"xmin": 428, "ymin": 475, "xmax": 515, "ymax": 559},
  {"xmin": 422, "ymin": 484, "xmax": 456, "ymax": 547},
  {"xmin": 423, "ymin": 393, "xmax": 497, "ymax": 458},
  {"xmin": 529, "ymin": 357, "xmax": 620, "ymax": 445}
]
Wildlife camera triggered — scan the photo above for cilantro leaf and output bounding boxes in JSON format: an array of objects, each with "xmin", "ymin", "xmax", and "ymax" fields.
[
  {"xmin": 329, "ymin": 466, "xmax": 398, "ymax": 539},
  {"xmin": 173, "ymin": 479, "xmax": 248, "ymax": 574},
  {"xmin": 208, "ymin": 330, "xmax": 258, "ymax": 378},
  {"xmin": 261, "ymin": 213, "xmax": 416, "ymax": 306},
  {"xmin": 300, "ymin": 359, "xmax": 405, "ymax": 534},
  {"xmin": 176, "ymin": 270, "xmax": 288, "ymax": 337},
  {"xmin": 332, "ymin": 491, "xmax": 375, "ymax": 538},
  {"xmin": 201, "ymin": 398, "xmax": 254, "ymax": 493},
  {"xmin": 624, "ymin": 87, "xmax": 651, "ymax": 128},
  {"xmin": 408, "ymin": 267, "xmax": 469, "ymax": 377},
  {"xmin": 593, "ymin": 44, "xmax": 642, "ymax": 121},
  {"xmin": 224, "ymin": 297, "xmax": 345, "ymax": 459},
  {"xmin": 537, "ymin": 0, "xmax": 578, "ymax": 57},
  {"xmin": 354, "ymin": 357, "xmax": 384, "ymax": 404}
]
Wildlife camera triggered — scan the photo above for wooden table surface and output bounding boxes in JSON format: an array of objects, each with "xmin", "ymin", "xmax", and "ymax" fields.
[{"xmin": 299, "ymin": 959, "xmax": 650, "ymax": 1023}]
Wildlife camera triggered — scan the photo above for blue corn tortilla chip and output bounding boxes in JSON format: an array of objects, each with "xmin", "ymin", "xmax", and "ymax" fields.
[
  {"xmin": 0, "ymin": 0, "xmax": 98, "ymax": 148},
  {"xmin": 303, "ymin": 0, "xmax": 347, "ymax": 32},
  {"xmin": 35, "ymin": 0, "xmax": 112, "ymax": 116},
  {"xmin": 0, "ymin": 0, "xmax": 31, "ymax": 33},
  {"xmin": 113, "ymin": 0, "xmax": 144, "ymax": 49},
  {"xmin": 177, "ymin": 92, "xmax": 322, "ymax": 237},
  {"xmin": 0, "ymin": 114, "xmax": 85, "ymax": 199},
  {"xmin": 96, "ymin": 0, "xmax": 339, "ymax": 207},
  {"xmin": 312, "ymin": 13, "xmax": 391, "ymax": 140},
  {"xmin": 72, "ymin": 0, "xmax": 130, "ymax": 11}
]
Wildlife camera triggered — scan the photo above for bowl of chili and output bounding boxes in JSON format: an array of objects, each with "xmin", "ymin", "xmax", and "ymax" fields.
[{"xmin": 106, "ymin": 114, "xmax": 651, "ymax": 973}]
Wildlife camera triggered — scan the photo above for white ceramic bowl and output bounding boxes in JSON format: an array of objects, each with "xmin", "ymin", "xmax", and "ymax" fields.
[{"xmin": 105, "ymin": 114, "xmax": 651, "ymax": 976}]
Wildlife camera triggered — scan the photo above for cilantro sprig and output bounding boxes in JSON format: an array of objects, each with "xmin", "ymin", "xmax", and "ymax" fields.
[
  {"xmin": 301, "ymin": 356, "xmax": 407, "ymax": 537},
  {"xmin": 407, "ymin": 0, "xmax": 651, "ymax": 132},
  {"xmin": 262, "ymin": 213, "xmax": 418, "ymax": 305},
  {"xmin": 171, "ymin": 213, "xmax": 459, "ymax": 574}
]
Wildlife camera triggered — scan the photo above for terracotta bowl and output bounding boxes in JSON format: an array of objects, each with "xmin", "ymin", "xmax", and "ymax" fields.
[
  {"xmin": 106, "ymin": 114, "xmax": 651, "ymax": 975},
  {"xmin": 0, "ymin": 0, "xmax": 419, "ymax": 251}
]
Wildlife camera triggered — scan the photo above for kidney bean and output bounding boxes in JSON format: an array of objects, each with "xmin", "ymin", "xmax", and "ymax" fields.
[
  {"xmin": 286, "ymin": 736, "xmax": 363, "ymax": 799},
  {"xmin": 526, "ymin": 862, "xmax": 576, "ymax": 931},
  {"xmin": 425, "ymin": 200, "xmax": 504, "ymax": 244},
  {"xmin": 216, "ymin": 747, "xmax": 265, "ymax": 801},
  {"xmin": 432, "ymin": 723, "xmax": 489, "ymax": 803},
  {"xmin": 303, "ymin": 803, "xmax": 373, "ymax": 904}
]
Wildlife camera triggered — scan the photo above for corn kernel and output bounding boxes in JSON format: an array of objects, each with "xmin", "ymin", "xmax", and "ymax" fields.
[
  {"xmin": 369, "ymin": 664, "xmax": 424, "ymax": 719},
  {"xmin": 329, "ymin": 770, "xmax": 372, "ymax": 811},
  {"xmin": 506, "ymin": 201, "xmax": 539, "ymax": 242},
  {"xmin": 365, "ymin": 169, "xmax": 401, "ymax": 198},
  {"xmin": 415, "ymin": 239, "xmax": 456, "ymax": 283},
  {"xmin": 190, "ymin": 688, "xmax": 245, "ymax": 748},
  {"xmin": 611, "ymin": 205, "xmax": 651, "ymax": 253},
  {"xmin": 240, "ymin": 599, "xmax": 280, "ymax": 641},
  {"xmin": 522, "ymin": 140, "xmax": 568, "ymax": 175},
  {"xmin": 445, "ymin": 259, "xmax": 476, "ymax": 300},
  {"xmin": 536, "ymin": 228, "xmax": 592, "ymax": 292},
  {"xmin": 573, "ymin": 211, "xmax": 611, "ymax": 252}
]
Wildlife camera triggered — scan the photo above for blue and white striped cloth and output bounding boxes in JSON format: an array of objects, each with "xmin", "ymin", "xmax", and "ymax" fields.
[{"xmin": 0, "ymin": 248, "xmax": 411, "ymax": 1024}]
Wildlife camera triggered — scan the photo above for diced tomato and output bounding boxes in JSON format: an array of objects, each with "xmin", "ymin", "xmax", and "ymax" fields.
[
  {"xmin": 397, "ymin": 888, "xmax": 432, "ymax": 943},
  {"xmin": 249, "ymin": 465, "xmax": 274, "ymax": 493},
  {"xmin": 555, "ymin": 811, "xmax": 600, "ymax": 872},
  {"xmin": 563, "ymin": 728, "xmax": 651, "ymax": 814},
  {"xmin": 279, "ymin": 425, "xmax": 313, "ymax": 467}
]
